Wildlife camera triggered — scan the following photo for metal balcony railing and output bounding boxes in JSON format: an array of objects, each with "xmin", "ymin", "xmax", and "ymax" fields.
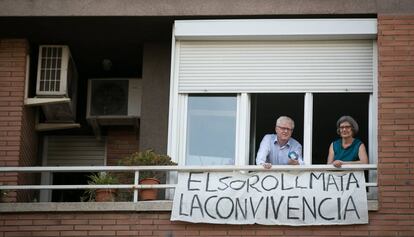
[{"xmin": 0, "ymin": 164, "xmax": 377, "ymax": 203}]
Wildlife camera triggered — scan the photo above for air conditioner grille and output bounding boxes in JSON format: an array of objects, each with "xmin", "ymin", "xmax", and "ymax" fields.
[
  {"xmin": 39, "ymin": 47, "xmax": 63, "ymax": 92},
  {"xmin": 90, "ymin": 80, "xmax": 129, "ymax": 116}
]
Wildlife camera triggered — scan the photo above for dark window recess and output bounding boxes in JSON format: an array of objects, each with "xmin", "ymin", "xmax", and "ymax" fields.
[
  {"xmin": 52, "ymin": 172, "xmax": 91, "ymax": 202},
  {"xmin": 250, "ymin": 93, "xmax": 304, "ymax": 165},
  {"xmin": 312, "ymin": 93, "xmax": 369, "ymax": 164}
]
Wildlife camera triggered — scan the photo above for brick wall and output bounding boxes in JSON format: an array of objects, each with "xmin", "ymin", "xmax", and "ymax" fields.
[
  {"xmin": 106, "ymin": 127, "xmax": 140, "ymax": 166},
  {"xmin": 17, "ymin": 106, "xmax": 39, "ymax": 202},
  {"xmin": 376, "ymin": 14, "xmax": 414, "ymax": 234},
  {"xmin": 0, "ymin": 39, "xmax": 38, "ymax": 203},
  {"xmin": 0, "ymin": 210, "xmax": 413, "ymax": 237}
]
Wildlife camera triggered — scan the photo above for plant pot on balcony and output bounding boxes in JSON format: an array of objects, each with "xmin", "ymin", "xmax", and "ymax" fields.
[
  {"xmin": 95, "ymin": 189, "xmax": 116, "ymax": 202},
  {"xmin": 119, "ymin": 149, "xmax": 177, "ymax": 201},
  {"xmin": 0, "ymin": 190, "xmax": 10, "ymax": 203},
  {"xmin": 139, "ymin": 178, "xmax": 160, "ymax": 200},
  {"xmin": 82, "ymin": 172, "xmax": 118, "ymax": 202}
]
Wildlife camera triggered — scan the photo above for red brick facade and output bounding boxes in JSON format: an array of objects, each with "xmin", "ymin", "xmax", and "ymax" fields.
[
  {"xmin": 0, "ymin": 39, "xmax": 38, "ymax": 203},
  {"xmin": 0, "ymin": 210, "xmax": 413, "ymax": 237},
  {"xmin": 0, "ymin": 39, "xmax": 27, "ymax": 166},
  {"xmin": 1, "ymin": 15, "xmax": 414, "ymax": 236},
  {"xmin": 375, "ymin": 14, "xmax": 414, "ymax": 235},
  {"xmin": 106, "ymin": 127, "xmax": 140, "ymax": 166}
]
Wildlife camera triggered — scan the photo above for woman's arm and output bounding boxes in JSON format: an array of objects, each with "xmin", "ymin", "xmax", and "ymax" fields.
[
  {"xmin": 327, "ymin": 143, "xmax": 335, "ymax": 164},
  {"xmin": 328, "ymin": 143, "xmax": 344, "ymax": 168},
  {"xmin": 357, "ymin": 143, "xmax": 369, "ymax": 164}
]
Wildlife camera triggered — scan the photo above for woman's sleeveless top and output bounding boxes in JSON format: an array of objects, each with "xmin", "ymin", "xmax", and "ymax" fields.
[{"xmin": 333, "ymin": 138, "xmax": 362, "ymax": 162}]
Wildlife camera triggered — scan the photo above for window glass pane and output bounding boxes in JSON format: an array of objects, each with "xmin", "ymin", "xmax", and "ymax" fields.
[
  {"xmin": 312, "ymin": 93, "xmax": 369, "ymax": 164},
  {"xmin": 186, "ymin": 95, "xmax": 237, "ymax": 165}
]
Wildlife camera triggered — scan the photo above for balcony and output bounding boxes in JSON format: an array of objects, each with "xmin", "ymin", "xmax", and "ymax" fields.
[{"xmin": 0, "ymin": 164, "xmax": 378, "ymax": 212}]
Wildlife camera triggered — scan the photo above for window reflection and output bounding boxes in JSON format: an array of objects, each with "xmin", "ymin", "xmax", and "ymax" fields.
[{"xmin": 186, "ymin": 95, "xmax": 237, "ymax": 165}]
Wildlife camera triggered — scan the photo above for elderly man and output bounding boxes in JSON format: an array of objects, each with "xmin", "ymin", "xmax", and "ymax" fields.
[{"xmin": 256, "ymin": 116, "xmax": 303, "ymax": 169}]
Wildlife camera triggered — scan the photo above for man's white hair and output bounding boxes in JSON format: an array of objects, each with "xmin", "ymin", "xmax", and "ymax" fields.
[{"xmin": 276, "ymin": 116, "xmax": 295, "ymax": 129}]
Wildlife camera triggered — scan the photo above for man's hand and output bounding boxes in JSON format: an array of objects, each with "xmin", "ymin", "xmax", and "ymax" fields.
[
  {"xmin": 332, "ymin": 160, "xmax": 343, "ymax": 168},
  {"xmin": 287, "ymin": 159, "xmax": 299, "ymax": 165},
  {"xmin": 262, "ymin": 163, "xmax": 272, "ymax": 169}
]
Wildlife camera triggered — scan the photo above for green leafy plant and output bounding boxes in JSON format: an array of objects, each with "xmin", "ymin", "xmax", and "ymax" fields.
[
  {"xmin": 119, "ymin": 149, "xmax": 177, "ymax": 180},
  {"xmin": 87, "ymin": 172, "xmax": 118, "ymax": 185},
  {"xmin": 82, "ymin": 172, "xmax": 118, "ymax": 202}
]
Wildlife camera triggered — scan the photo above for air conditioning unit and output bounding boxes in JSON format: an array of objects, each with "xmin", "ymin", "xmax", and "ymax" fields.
[
  {"xmin": 34, "ymin": 45, "xmax": 78, "ymax": 124},
  {"xmin": 87, "ymin": 78, "xmax": 142, "ymax": 122},
  {"xmin": 36, "ymin": 45, "xmax": 77, "ymax": 97}
]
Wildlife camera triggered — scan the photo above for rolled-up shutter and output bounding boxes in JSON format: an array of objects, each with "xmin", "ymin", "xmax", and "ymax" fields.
[
  {"xmin": 177, "ymin": 40, "xmax": 373, "ymax": 93},
  {"xmin": 45, "ymin": 136, "xmax": 106, "ymax": 166}
]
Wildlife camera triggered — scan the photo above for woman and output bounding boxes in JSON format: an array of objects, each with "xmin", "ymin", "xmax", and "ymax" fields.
[{"xmin": 327, "ymin": 116, "xmax": 368, "ymax": 168}]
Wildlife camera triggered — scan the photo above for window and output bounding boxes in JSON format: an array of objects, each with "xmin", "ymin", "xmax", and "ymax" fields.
[
  {"xmin": 249, "ymin": 93, "xmax": 371, "ymax": 165},
  {"xmin": 171, "ymin": 92, "xmax": 375, "ymax": 166},
  {"xmin": 168, "ymin": 19, "xmax": 377, "ymax": 168},
  {"xmin": 312, "ymin": 93, "xmax": 370, "ymax": 164},
  {"xmin": 250, "ymin": 94, "xmax": 304, "ymax": 164},
  {"xmin": 186, "ymin": 95, "xmax": 237, "ymax": 165}
]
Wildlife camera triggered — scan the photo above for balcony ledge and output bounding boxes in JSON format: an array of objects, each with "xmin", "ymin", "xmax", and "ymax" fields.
[
  {"xmin": 0, "ymin": 200, "xmax": 377, "ymax": 213},
  {"xmin": 0, "ymin": 201, "xmax": 172, "ymax": 212}
]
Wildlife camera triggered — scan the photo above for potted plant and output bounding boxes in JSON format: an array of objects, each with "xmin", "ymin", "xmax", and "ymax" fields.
[
  {"xmin": 119, "ymin": 149, "xmax": 177, "ymax": 200},
  {"xmin": 82, "ymin": 172, "xmax": 118, "ymax": 202},
  {"xmin": 0, "ymin": 188, "xmax": 8, "ymax": 203}
]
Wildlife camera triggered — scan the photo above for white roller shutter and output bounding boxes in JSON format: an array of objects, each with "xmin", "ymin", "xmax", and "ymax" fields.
[
  {"xmin": 177, "ymin": 40, "xmax": 374, "ymax": 93},
  {"xmin": 45, "ymin": 136, "xmax": 106, "ymax": 166}
]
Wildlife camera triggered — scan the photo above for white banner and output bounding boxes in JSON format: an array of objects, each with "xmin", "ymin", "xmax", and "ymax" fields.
[{"xmin": 171, "ymin": 171, "xmax": 368, "ymax": 226}]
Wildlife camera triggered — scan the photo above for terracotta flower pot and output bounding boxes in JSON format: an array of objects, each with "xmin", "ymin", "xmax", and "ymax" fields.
[
  {"xmin": 95, "ymin": 189, "xmax": 116, "ymax": 202},
  {"xmin": 139, "ymin": 178, "xmax": 160, "ymax": 200}
]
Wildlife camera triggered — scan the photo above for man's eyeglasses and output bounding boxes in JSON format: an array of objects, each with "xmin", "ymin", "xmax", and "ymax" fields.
[{"xmin": 277, "ymin": 126, "xmax": 293, "ymax": 132}]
